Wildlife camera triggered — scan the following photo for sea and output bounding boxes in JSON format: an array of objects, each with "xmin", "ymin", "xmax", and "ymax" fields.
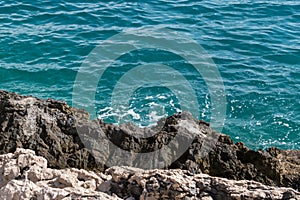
[{"xmin": 0, "ymin": 0, "xmax": 299, "ymax": 150}]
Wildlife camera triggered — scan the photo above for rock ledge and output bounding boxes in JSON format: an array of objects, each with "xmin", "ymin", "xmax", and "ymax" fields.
[{"xmin": 0, "ymin": 148, "xmax": 299, "ymax": 200}]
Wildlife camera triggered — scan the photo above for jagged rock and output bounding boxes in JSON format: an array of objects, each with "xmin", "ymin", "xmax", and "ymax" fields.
[
  {"xmin": 172, "ymin": 135, "xmax": 300, "ymax": 190},
  {"xmin": 0, "ymin": 148, "xmax": 121, "ymax": 200},
  {"xmin": 104, "ymin": 166, "xmax": 300, "ymax": 200},
  {"xmin": 0, "ymin": 90, "xmax": 100, "ymax": 171},
  {"xmin": 0, "ymin": 90, "xmax": 299, "ymax": 190},
  {"xmin": 0, "ymin": 149, "xmax": 299, "ymax": 200}
]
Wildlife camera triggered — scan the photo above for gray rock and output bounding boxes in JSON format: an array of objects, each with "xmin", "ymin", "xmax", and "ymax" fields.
[
  {"xmin": 0, "ymin": 148, "xmax": 121, "ymax": 200},
  {"xmin": 1, "ymin": 149, "xmax": 299, "ymax": 200},
  {"xmin": 0, "ymin": 90, "xmax": 299, "ymax": 191}
]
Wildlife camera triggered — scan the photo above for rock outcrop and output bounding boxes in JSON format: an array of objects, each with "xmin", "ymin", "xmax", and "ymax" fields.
[
  {"xmin": 0, "ymin": 90, "xmax": 299, "ymax": 191},
  {"xmin": 0, "ymin": 90, "xmax": 101, "ymax": 171},
  {"xmin": 106, "ymin": 166, "xmax": 299, "ymax": 200},
  {"xmin": 0, "ymin": 148, "xmax": 120, "ymax": 200},
  {"xmin": 0, "ymin": 148, "xmax": 299, "ymax": 200}
]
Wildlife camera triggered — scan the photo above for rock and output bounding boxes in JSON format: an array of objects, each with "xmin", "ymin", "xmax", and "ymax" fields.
[
  {"xmin": 103, "ymin": 166, "xmax": 300, "ymax": 200},
  {"xmin": 0, "ymin": 90, "xmax": 101, "ymax": 171},
  {"xmin": 0, "ymin": 90, "xmax": 299, "ymax": 190},
  {"xmin": 0, "ymin": 148, "xmax": 121, "ymax": 200},
  {"xmin": 173, "ymin": 136, "xmax": 300, "ymax": 190},
  {"xmin": 0, "ymin": 148, "xmax": 299, "ymax": 200}
]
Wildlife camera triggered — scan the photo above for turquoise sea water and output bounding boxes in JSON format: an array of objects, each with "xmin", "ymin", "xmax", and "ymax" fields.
[{"xmin": 0, "ymin": 0, "xmax": 299, "ymax": 150}]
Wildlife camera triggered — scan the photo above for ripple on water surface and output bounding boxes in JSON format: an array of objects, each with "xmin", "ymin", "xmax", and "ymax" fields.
[{"xmin": 0, "ymin": 0, "xmax": 299, "ymax": 150}]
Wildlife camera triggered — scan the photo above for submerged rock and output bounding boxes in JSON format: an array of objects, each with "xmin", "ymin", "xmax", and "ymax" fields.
[
  {"xmin": 0, "ymin": 148, "xmax": 299, "ymax": 200},
  {"xmin": 0, "ymin": 90, "xmax": 299, "ymax": 191}
]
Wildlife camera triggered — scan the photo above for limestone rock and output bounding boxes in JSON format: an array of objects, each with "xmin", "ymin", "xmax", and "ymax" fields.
[
  {"xmin": 173, "ymin": 135, "xmax": 300, "ymax": 190},
  {"xmin": 0, "ymin": 148, "xmax": 299, "ymax": 200},
  {"xmin": 103, "ymin": 166, "xmax": 300, "ymax": 200},
  {"xmin": 0, "ymin": 90, "xmax": 299, "ymax": 190},
  {"xmin": 0, "ymin": 90, "xmax": 102, "ymax": 171},
  {"xmin": 0, "ymin": 148, "xmax": 121, "ymax": 200}
]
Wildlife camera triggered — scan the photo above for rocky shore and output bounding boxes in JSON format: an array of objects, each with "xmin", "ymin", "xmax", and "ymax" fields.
[
  {"xmin": 1, "ymin": 148, "xmax": 299, "ymax": 200},
  {"xmin": 0, "ymin": 90, "xmax": 299, "ymax": 199}
]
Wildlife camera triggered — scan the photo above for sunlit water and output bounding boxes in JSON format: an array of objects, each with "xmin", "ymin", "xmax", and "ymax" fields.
[{"xmin": 0, "ymin": 0, "xmax": 299, "ymax": 150}]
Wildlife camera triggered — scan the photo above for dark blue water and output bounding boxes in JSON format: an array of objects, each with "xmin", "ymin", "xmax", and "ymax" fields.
[{"xmin": 0, "ymin": 0, "xmax": 299, "ymax": 150}]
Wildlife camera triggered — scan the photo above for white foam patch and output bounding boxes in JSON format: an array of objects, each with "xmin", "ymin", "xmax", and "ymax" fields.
[
  {"xmin": 145, "ymin": 96, "xmax": 153, "ymax": 100},
  {"xmin": 148, "ymin": 111, "xmax": 167, "ymax": 125},
  {"xmin": 156, "ymin": 94, "xmax": 167, "ymax": 99},
  {"xmin": 127, "ymin": 109, "xmax": 141, "ymax": 120},
  {"xmin": 98, "ymin": 96, "xmax": 183, "ymax": 127}
]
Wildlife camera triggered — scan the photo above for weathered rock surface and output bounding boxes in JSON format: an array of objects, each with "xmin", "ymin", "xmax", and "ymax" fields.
[
  {"xmin": 0, "ymin": 90, "xmax": 101, "ymax": 171},
  {"xmin": 106, "ymin": 166, "xmax": 300, "ymax": 200},
  {"xmin": 1, "ymin": 148, "xmax": 299, "ymax": 200},
  {"xmin": 0, "ymin": 148, "xmax": 120, "ymax": 199},
  {"xmin": 0, "ymin": 90, "xmax": 299, "ymax": 191},
  {"xmin": 173, "ymin": 134, "xmax": 300, "ymax": 190}
]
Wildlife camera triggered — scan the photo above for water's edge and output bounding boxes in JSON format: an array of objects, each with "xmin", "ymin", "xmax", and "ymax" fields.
[{"xmin": 0, "ymin": 89, "xmax": 299, "ymax": 191}]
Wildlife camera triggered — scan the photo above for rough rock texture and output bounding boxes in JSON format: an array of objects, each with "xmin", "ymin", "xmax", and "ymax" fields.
[
  {"xmin": 173, "ymin": 135, "xmax": 300, "ymax": 190},
  {"xmin": 0, "ymin": 90, "xmax": 101, "ymax": 171},
  {"xmin": 1, "ymin": 148, "xmax": 299, "ymax": 200},
  {"xmin": 0, "ymin": 148, "xmax": 120, "ymax": 200},
  {"xmin": 0, "ymin": 90, "xmax": 299, "ymax": 191},
  {"xmin": 105, "ymin": 166, "xmax": 300, "ymax": 200}
]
